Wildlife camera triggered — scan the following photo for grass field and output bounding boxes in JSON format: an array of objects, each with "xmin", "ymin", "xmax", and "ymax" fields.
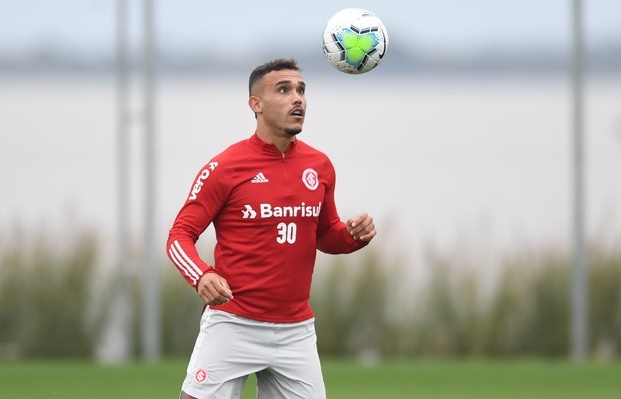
[{"xmin": 1, "ymin": 358, "xmax": 620, "ymax": 398}]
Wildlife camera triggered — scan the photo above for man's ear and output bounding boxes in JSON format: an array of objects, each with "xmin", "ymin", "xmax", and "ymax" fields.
[{"xmin": 248, "ymin": 96, "xmax": 262, "ymax": 114}]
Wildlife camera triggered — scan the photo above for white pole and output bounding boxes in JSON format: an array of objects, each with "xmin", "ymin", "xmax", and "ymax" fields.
[
  {"xmin": 142, "ymin": 0, "xmax": 161, "ymax": 361},
  {"xmin": 114, "ymin": 0, "xmax": 132, "ymax": 363},
  {"xmin": 570, "ymin": 0, "xmax": 588, "ymax": 361}
]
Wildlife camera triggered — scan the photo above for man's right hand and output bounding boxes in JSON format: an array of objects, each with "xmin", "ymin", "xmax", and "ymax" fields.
[{"xmin": 197, "ymin": 273, "xmax": 234, "ymax": 306}]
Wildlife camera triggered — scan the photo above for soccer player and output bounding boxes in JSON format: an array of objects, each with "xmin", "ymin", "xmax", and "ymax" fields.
[{"xmin": 166, "ymin": 58, "xmax": 376, "ymax": 399}]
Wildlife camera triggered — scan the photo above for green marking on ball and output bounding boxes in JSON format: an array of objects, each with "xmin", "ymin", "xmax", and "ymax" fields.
[{"xmin": 338, "ymin": 28, "xmax": 380, "ymax": 67}]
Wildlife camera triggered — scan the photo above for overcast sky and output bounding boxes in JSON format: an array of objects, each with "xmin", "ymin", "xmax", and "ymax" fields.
[{"xmin": 2, "ymin": 0, "xmax": 620, "ymax": 57}]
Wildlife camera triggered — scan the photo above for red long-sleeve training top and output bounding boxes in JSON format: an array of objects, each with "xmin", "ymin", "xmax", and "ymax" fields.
[{"xmin": 166, "ymin": 133, "xmax": 368, "ymax": 323}]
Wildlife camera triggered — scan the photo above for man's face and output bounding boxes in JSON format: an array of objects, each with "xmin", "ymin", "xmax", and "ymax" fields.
[{"xmin": 251, "ymin": 69, "xmax": 307, "ymax": 136}]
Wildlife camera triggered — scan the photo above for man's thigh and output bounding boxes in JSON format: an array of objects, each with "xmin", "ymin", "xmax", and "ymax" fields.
[
  {"xmin": 257, "ymin": 319, "xmax": 326, "ymax": 399},
  {"xmin": 181, "ymin": 310, "xmax": 266, "ymax": 399}
]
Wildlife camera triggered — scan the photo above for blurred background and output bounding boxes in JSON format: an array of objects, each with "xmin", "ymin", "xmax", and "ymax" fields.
[{"xmin": 1, "ymin": 0, "xmax": 621, "ymax": 369}]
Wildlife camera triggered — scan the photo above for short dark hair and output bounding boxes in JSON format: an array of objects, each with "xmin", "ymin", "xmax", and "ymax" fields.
[{"xmin": 249, "ymin": 58, "xmax": 301, "ymax": 96}]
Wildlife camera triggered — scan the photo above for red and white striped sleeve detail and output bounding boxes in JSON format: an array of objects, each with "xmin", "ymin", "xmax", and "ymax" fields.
[
  {"xmin": 167, "ymin": 236, "xmax": 216, "ymax": 288},
  {"xmin": 167, "ymin": 239, "xmax": 203, "ymax": 286}
]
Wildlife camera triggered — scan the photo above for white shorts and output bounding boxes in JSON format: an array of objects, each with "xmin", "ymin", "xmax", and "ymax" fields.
[{"xmin": 181, "ymin": 309, "xmax": 326, "ymax": 399}]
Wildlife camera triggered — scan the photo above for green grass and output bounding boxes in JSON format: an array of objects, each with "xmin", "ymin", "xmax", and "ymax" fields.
[{"xmin": 1, "ymin": 359, "xmax": 620, "ymax": 398}]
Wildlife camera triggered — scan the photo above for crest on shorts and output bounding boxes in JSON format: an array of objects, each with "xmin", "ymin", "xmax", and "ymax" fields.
[
  {"xmin": 302, "ymin": 168, "xmax": 319, "ymax": 191},
  {"xmin": 194, "ymin": 369, "xmax": 208, "ymax": 384}
]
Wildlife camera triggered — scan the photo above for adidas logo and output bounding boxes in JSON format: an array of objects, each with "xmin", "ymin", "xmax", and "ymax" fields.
[{"xmin": 251, "ymin": 172, "xmax": 269, "ymax": 183}]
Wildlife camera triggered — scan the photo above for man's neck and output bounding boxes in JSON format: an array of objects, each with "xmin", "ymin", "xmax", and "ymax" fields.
[{"xmin": 256, "ymin": 130, "xmax": 296, "ymax": 154}]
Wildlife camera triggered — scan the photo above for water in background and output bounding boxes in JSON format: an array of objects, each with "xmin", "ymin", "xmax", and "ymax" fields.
[{"xmin": 1, "ymin": 75, "xmax": 620, "ymax": 263}]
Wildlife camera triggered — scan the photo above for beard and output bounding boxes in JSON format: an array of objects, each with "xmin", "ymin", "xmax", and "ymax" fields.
[{"xmin": 285, "ymin": 127, "xmax": 302, "ymax": 136}]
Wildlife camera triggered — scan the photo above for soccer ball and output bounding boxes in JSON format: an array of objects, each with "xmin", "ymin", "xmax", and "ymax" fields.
[{"xmin": 322, "ymin": 8, "xmax": 389, "ymax": 74}]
